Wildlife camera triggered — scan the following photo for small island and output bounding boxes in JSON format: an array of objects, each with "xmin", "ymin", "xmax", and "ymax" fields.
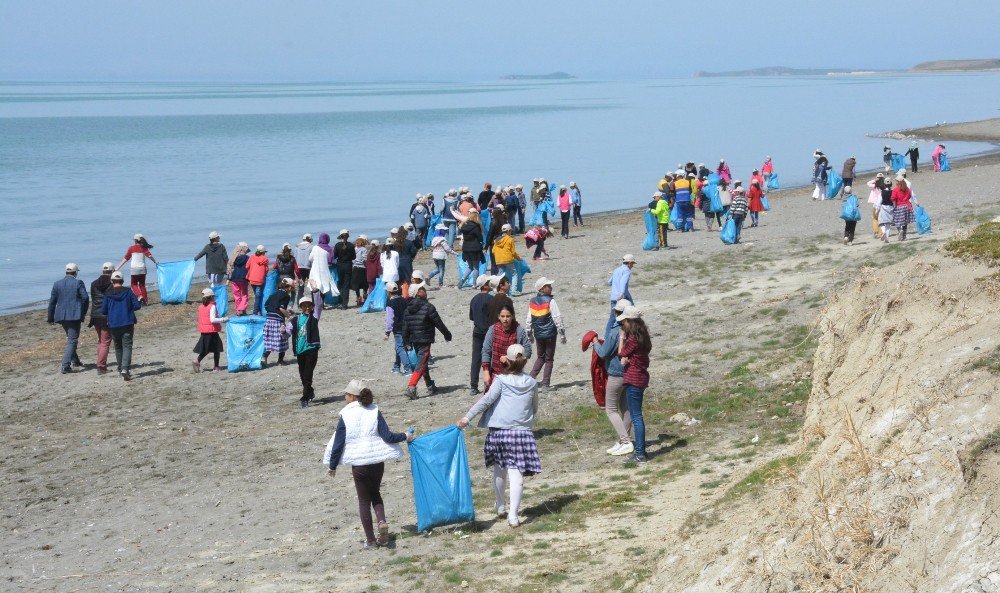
[{"xmin": 500, "ymin": 72, "xmax": 576, "ymax": 80}]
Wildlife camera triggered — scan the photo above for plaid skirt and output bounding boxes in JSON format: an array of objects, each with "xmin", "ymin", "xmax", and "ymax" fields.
[
  {"xmin": 483, "ymin": 428, "xmax": 542, "ymax": 476},
  {"xmin": 263, "ymin": 316, "xmax": 288, "ymax": 353},
  {"xmin": 893, "ymin": 205, "xmax": 914, "ymax": 227}
]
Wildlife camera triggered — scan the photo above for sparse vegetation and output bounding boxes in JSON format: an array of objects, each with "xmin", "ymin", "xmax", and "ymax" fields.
[{"xmin": 944, "ymin": 221, "xmax": 1000, "ymax": 265}]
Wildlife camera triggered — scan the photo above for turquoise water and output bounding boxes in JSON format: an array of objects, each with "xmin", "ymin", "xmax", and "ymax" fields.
[{"xmin": 2, "ymin": 74, "xmax": 999, "ymax": 310}]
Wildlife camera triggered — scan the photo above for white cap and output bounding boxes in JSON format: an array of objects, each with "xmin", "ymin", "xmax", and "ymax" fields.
[
  {"xmin": 516, "ymin": 184, "xmax": 523, "ymax": 189},
  {"xmin": 490, "ymin": 274, "xmax": 507, "ymax": 288},
  {"xmin": 282, "ymin": 242, "xmax": 291, "ymax": 249},
  {"xmin": 385, "ymin": 281, "xmax": 399, "ymax": 293},
  {"xmin": 616, "ymin": 305, "xmax": 642, "ymax": 321},
  {"xmin": 449, "ymin": 188, "xmax": 457, "ymax": 195},
  {"xmin": 299, "ymin": 295, "xmax": 314, "ymax": 305},
  {"xmin": 256, "ymin": 244, "xmax": 266, "ymax": 253},
  {"xmin": 501, "ymin": 223, "xmax": 512, "ymax": 232},
  {"xmin": 559, "ymin": 184, "xmax": 567, "ymax": 190},
  {"xmin": 475, "ymin": 274, "xmax": 492, "ymax": 289},
  {"xmin": 614, "ymin": 298, "xmax": 631, "ymax": 312},
  {"xmin": 343, "ymin": 379, "xmax": 368, "ymax": 396},
  {"xmin": 338, "ymin": 229, "xmax": 349, "ymax": 238},
  {"xmin": 653, "ymin": 191, "xmax": 663, "ymax": 198},
  {"xmin": 385, "ymin": 237, "xmax": 395, "ymax": 245},
  {"xmin": 102, "ymin": 262, "xmax": 114, "ymax": 272},
  {"xmin": 411, "ymin": 270, "xmax": 425, "ymax": 280},
  {"xmin": 279, "ymin": 277, "xmax": 294, "ymax": 287},
  {"xmin": 622, "ymin": 254, "xmax": 636, "ymax": 263},
  {"xmin": 533, "ymin": 178, "xmax": 539, "ymax": 182},
  {"xmin": 435, "ymin": 223, "xmax": 447, "ymax": 230},
  {"xmin": 506, "ymin": 344, "xmax": 526, "ymax": 359},
  {"xmin": 495, "ymin": 204, "xmax": 505, "ymax": 210},
  {"xmin": 390, "ymin": 227, "xmax": 399, "ymax": 234},
  {"xmin": 404, "ymin": 223, "xmax": 414, "ymax": 230},
  {"xmin": 416, "ymin": 193, "xmax": 423, "ymax": 199},
  {"xmin": 110, "ymin": 271, "xmax": 124, "ymax": 281},
  {"xmin": 569, "ymin": 181, "xmax": 577, "ymax": 187},
  {"xmin": 674, "ymin": 169, "xmax": 684, "ymax": 176},
  {"xmin": 534, "ymin": 277, "xmax": 554, "ymax": 291},
  {"xmin": 238, "ymin": 241, "xmax": 248, "ymax": 248},
  {"xmin": 418, "ymin": 196, "xmax": 426, "ymax": 204},
  {"xmin": 370, "ymin": 239, "xmax": 380, "ymax": 247},
  {"xmin": 358, "ymin": 234, "xmax": 367, "ymax": 241},
  {"xmin": 407, "ymin": 283, "xmax": 422, "ymax": 298},
  {"xmin": 302, "ymin": 233, "xmax": 312, "ymax": 241},
  {"xmin": 65, "ymin": 262, "xmax": 79, "ymax": 273},
  {"xmin": 208, "ymin": 231, "xmax": 220, "ymax": 240},
  {"xmin": 201, "ymin": 288, "xmax": 215, "ymax": 297},
  {"xmin": 133, "ymin": 233, "xmax": 143, "ymax": 241}
]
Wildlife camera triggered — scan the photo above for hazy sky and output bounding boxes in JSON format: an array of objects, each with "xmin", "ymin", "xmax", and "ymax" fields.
[{"xmin": 3, "ymin": 0, "xmax": 999, "ymax": 81}]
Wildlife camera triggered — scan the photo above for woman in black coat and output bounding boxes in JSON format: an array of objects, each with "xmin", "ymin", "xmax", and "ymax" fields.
[{"xmin": 452, "ymin": 207, "xmax": 484, "ymax": 288}]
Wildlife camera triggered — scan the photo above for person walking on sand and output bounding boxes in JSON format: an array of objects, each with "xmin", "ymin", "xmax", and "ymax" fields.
[
  {"xmin": 246, "ymin": 245, "xmax": 270, "ymax": 316},
  {"xmin": 116, "ymin": 234, "xmax": 157, "ymax": 304},
  {"xmin": 325, "ymin": 379, "xmax": 415, "ymax": 549},
  {"xmin": 491, "ymin": 224, "xmax": 523, "ymax": 296},
  {"xmin": 384, "ymin": 282, "xmax": 413, "ymax": 376},
  {"xmin": 48, "ymin": 262, "xmax": 89, "ymax": 374},
  {"xmin": 411, "ymin": 196, "xmax": 431, "ymax": 248},
  {"xmin": 729, "ymin": 183, "xmax": 750, "ymax": 244},
  {"xmin": 841, "ymin": 156, "xmax": 857, "ymax": 199},
  {"xmin": 747, "ymin": 179, "xmax": 765, "ymax": 228},
  {"xmin": 867, "ymin": 173, "xmax": 887, "ymax": 239},
  {"xmin": 333, "ymin": 230, "xmax": 356, "ymax": 310},
  {"xmin": 379, "ymin": 239, "xmax": 399, "ymax": 284},
  {"xmin": 396, "ymin": 227, "xmax": 418, "ymax": 292},
  {"xmin": 524, "ymin": 225, "xmax": 551, "ymax": 261},
  {"xmin": 192, "ymin": 287, "xmax": 228, "ymax": 373},
  {"xmin": 457, "ymin": 344, "xmax": 540, "ymax": 528},
  {"xmin": 515, "ymin": 184, "xmax": 527, "ymax": 232},
  {"xmin": 102, "ymin": 271, "xmax": 142, "ymax": 381},
  {"xmin": 194, "ymin": 231, "xmax": 229, "ymax": 287},
  {"xmin": 526, "ymin": 277, "xmax": 565, "ymax": 389},
  {"xmin": 891, "ymin": 176, "xmax": 916, "ymax": 241},
  {"xmin": 672, "ymin": 170, "xmax": 695, "ymax": 232},
  {"xmin": 504, "ymin": 186, "xmax": 521, "ymax": 234},
  {"xmin": 557, "ymin": 185, "xmax": 572, "ymax": 239},
  {"xmin": 442, "ymin": 189, "xmax": 460, "ymax": 246},
  {"xmin": 616, "ymin": 305, "xmax": 652, "ymax": 464},
  {"xmin": 481, "ymin": 303, "xmax": 533, "ymax": 391},
  {"xmin": 262, "ymin": 277, "xmax": 294, "ymax": 367},
  {"xmin": 592, "ymin": 298, "xmax": 634, "ymax": 456},
  {"xmin": 428, "ymin": 224, "xmax": 457, "ymax": 288},
  {"xmin": 478, "ymin": 182, "xmax": 495, "ymax": 211},
  {"xmin": 88, "ymin": 263, "xmax": 114, "ymax": 374},
  {"xmin": 365, "ymin": 239, "xmax": 382, "ymax": 294},
  {"xmin": 294, "ymin": 233, "xmax": 313, "ymax": 304},
  {"xmin": 292, "ymin": 286, "xmax": 322, "ymax": 407},
  {"xmin": 569, "ymin": 181, "xmax": 584, "ymax": 226},
  {"xmin": 468, "ymin": 274, "xmax": 494, "ymax": 395},
  {"xmin": 606, "ymin": 254, "xmax": 635, "ymax": 335},
  {"xmin": 877, "ymin": 183, "xmax": 896, "ymax": 243},
  {"xmin": 228, "ymin": 242, "xmax": 251, "ymax": 315},
  {"xmin": 402, "ymin": 284, "xmax": 452, "ymax": 400},
  {"xmin": 717, "ymin": 159, "xmax": 732, "ymax": 184},
  {"xmin": 453, "ymin": 208, "xmax": 485, "ymax": 289},
  {"xmin": 905, "ymin": 142, "xmax": 920, "ymax": 173}
]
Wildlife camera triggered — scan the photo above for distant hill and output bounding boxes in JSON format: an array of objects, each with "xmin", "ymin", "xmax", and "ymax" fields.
[
  {"xmin": 911, "ymin": 59, "xmax": 1000, "ymax": 72},
  {"xmin": 500, "ymin": 72, "xmax": 575, "ymax": 80},
  {"xmin": 693, "ymin": 66, "xmax": 879, "ymax": 77}
]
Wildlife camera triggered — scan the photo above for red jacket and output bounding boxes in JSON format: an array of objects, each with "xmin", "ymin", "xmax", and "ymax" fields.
[
  {"xmin": 582, "ymin": 330, "xmax": 607, "ymax": 407},
  {"xmin": 891, "ymin": 187, "xmax": 913, "ymax": 209},
  {"xmin": 246, "ymin": 254, "xmax": 270, "ymax": 286}
]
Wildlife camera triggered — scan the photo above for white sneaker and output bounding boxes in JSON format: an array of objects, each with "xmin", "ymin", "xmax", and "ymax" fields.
[
  {"xmin": 496, "ymin": 505, "xmax": 505, "ymax": 517},
  {"xmin": 606, "ymin": 443, "xmax": 621, "ymax": 455},
  {"xmin": 611, "ymin": 442, "xmax": 634, "ymax": 456},
  {"xmin": 508, "ymin": 515, "xmax": 526, "ymax": 528}
]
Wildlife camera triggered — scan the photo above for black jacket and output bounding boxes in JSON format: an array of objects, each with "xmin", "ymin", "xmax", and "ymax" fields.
[
  {"xmin": 469, "ymin": 292, "xmax": 492, "ymax": 336},
  {"xmin": 89, "ymin": 274, "xmax": 113, "ymax": 327},
  {"xmin": 333, "ymin": 241, "xmax": 356, "ymax": 266},
  {"xmin": 387, "ymin": 295, "xmax": 406, "ymax": 333},
  {"xmin": 460, "ymin": 221, "xmax": 483, "ymax": 253},
  {"xmin": 398, "ymin": 239, "xmax": 418, "ymax": 281},
  {"xmin": 477, "ymin": 190, "xmax": 494, "ymax": 211},
  {"xmin": 402, "ymin": 296, "xmax": 451, "ymax": 346}
]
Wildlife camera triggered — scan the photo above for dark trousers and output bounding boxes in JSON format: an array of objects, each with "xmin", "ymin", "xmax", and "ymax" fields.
[
  {"xmin": 572, "ymin": 204, "xmax": 583, "ymax": 225},
  {"xmin": 59, "ymin": 320, "xmax": 82, "ymax": 370},
  {"xmin": 296, "ymin": 268, "xmax": 310, "ymax": 304},
  {"xmin": 111, "ymin": 326, "xmax": 134, "ymax": 373},
  {"xmin": 733, "ymin": 214, "xmax": 746, "ymax": 243},
  {"xmin": 517, "ymin": 208, "xmax": 525, "ymax": 232},
  {"xmin": 560, "ymin": 211, "xmax": 571, "ymax": 237},
  {"xmin": 336, "ymin": 264, "xmax": 352, "ymax": 308},
  {"xmin": 352, "ymin": 462, "xmax": 386, "ymax": 544},
  {"xmin": 530, "ymin": 337, "xmax": 557, "ymax": 386},
  {"xmin": 297, "ymin": 347, "xmax": 318, "ymax": 401},
  {"xmin": 471, "ymin": 332, "xmax": 485, "ymax": 389},
  {"xmin": 844, "ymin": 220, "xmax": 857, "ymax": 242},
  {"xmin": 408, "ymin": 343, "xmax": 434, "ymax": 388},
  {"xmin": 910, "ymin": 155, "xmax": 918, "ymax": 173},
  {"xmin": 658, "ymin": 223, "xmax": 669, "ymax": 247},
  {"xmin": 533, "ymin": 241, "xmax": 545, "ymax": 258}
]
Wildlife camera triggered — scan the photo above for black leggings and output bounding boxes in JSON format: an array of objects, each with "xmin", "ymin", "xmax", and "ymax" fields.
[
  {"xmin": 352, "ymin": 463, "xmax": 387, "ymax": 544},
  {"xmin": 297, "ymin": 348, "xmax": 318, "ymax": 401},
  {"xmin": 197, "ymin": 352, "xmax": 220, "ymax": 367},
  {"xmin": 560, "ymin": 211, "xmax": 571, "ymax": 237}
]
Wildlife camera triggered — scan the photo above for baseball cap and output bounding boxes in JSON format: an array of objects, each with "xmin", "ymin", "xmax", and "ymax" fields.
[
  {"xmin": 256, "ymin": 245, "xmax": 266, "ymax": 253},
  {"xmin": 201, "ymin": 288, "xmax": 215, "ymax": 297},
  {"xmin": 65, "ymin": 262, "xmax": 79, "ymax": 273},
  {"xmin": 501, "ymin": 223, "xmax": 512, "ymax": 232},
  {"xmin": 343, "ymin": 379, "xmax": 367, "ymax": 396},
  {"xmin": 407, "ymin": 283, "xmax": 422, "ymax": 298},
  {"xmin": 490, "ymin": 274, "xmax": 507, "ymax": 288},
  {"xmin": 302, "ymin": 233, "xmax": 312, "ymax": 241},
  {"xmin": 622, "ymin": 254, "xmax": 636, "ymax": 263},
  {"xmin": 475, "ymin": 274, "xmax": 491, "ymax": 289},
  {"xmin": 386, "ymin": 281, "xmax": 399, "ymax": 293},
  {"xmin": 616, "ymin": 305, "xmax": 642, "ymax": 321},
  {"xmin": 110, "ymin": 271, "xmax": 124, "ymax": 281},
  {"xmin": 299, "ymin": 295, "xmax": 314, "ymax": 305},
  {"xmin": 133, "ymin": 233, "xmax": 143, "ymax": 241},
  {"xmin": 506, "ymin": 344, "xmax": 525, "ymax": 359},
  {"xmin": 102, "ymin": 262, "xmax": 114, "ymax": 272},
  {"xmin": 614, "ymin": 298, "xmax": 631, "ymax": 312},
  {"xmin": 411, "ymin": 270, "xmax": 425, "ymax": 280},
  {"xmin": 534, "ymin": 277, "xmax": 554, "ymax": 291},
  {"xmin": 338, "ymin": 229, "xmax": 349, "ymax": 238},
  {"xmin": 208, "ymin": 231, "xmax": 220, "ymax": 240}
]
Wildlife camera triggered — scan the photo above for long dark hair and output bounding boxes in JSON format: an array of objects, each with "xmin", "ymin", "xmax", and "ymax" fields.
[
  {"xmin": 136, "ymin": 237, "xmax": 154, "ymax": 249},
  {"xmin": 621, "ymin": 318, "xmax": 652, "ymax": 354}
]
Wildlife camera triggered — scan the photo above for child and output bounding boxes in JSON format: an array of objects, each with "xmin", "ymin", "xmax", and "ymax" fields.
[
  {"xmin": 617, "ymin": 306, "xmax": 652, "ymax": 464},
  {"xmin": 891, "ymin": 176, "xmax": 915, "ymax": 241},
  {"xmin": 192, "ymin": 287, "xmax": 229, "ymax": 372},
  {"xmin": 228, "ymin": 242, "xmax": 250, "ymax": 315},
  {"xmin": 325, "ymin": 380, "xmax": 414, "ymax": 549},
  {"xmin": 427, "ymin": 224, "xmax": 456, "ymax": 288},
  {"xmin": 262, "ymin": 277, "xmax": 294, "ymax": 367},
  {"xmin": 458, "ymin": 344, "xmax": 540, "ymax": 528},
  {"xmin": 115, "ymin": 233, "xmax": 157, "ymax": 304},
  {"xmin": 384, "ymin": 282, "xmax": 413, "ymax": 375},
  {"xmin": 524, "ymin": 225, "xmax": 550, "ymax": 261},
  {"xmin": 351, "ymin": 235, "xmax": 370, "ymax": 306},
  {"xmin": 291, "ymin": 285, "xmax": 322, "ymax": 407},
  {"xmin": 246, "ymin": 245, "xmax": 270, "ymax": 316},
  {"xmin": 729, "ymin": 183, "xmax": 749, "ymax": 244},
  {"xmin": 525, "ymin": 277, "xmax": 566, "ymax": 389},
  {"xmin": 273, "ymin": 243, "xmax": 299, "ymax": 287},
  {"xmin": 878, "ymin": 187, "xmax": 895, "ymax": 243}
]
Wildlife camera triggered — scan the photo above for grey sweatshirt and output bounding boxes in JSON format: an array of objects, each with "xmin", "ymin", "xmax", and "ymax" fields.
[
  {"xmin": 465, "ymin": 373, "xmax": 538, "ymax": 430},
  {"xmin": 194, "ymin": 242, "xmax": 229, "ymax": 275}
]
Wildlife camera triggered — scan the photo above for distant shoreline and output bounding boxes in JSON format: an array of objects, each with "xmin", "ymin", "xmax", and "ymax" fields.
[{"xmin": 694, "ymin": 59, "xmax": 1000, "ymax": 78}]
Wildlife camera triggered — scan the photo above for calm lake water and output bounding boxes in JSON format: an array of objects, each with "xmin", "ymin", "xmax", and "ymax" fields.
[{"xmin": 2, "ymin": 73, "xmax": 999, "ymax": 310}]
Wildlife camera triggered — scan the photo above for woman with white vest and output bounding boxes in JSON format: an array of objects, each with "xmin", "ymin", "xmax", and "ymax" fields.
[{"xmin": 325, "ymin": 379, "xmax": 414, "ymax": 549}]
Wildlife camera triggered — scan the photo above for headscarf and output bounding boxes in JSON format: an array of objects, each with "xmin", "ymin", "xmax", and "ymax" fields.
[
  {"xmin": 227, "ymin": 243, "xmax": 249, "ymax": 275},
  {"xmin": 317, "ymin": 233, "xmax": 334, "ymax": 265}
]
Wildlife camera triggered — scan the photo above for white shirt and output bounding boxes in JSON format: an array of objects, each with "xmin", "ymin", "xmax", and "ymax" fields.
[{"xmin": 380, "ymin": 251, "xmax": 399, "ymax": 282}]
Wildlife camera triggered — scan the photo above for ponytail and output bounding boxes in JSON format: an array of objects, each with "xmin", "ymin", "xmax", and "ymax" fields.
[{"xmin": 358, "ymin": 388, "xmax": 374, "ymax": 407}]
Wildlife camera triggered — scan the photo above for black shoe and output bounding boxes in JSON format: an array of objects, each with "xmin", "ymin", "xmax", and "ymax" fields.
[
  {"xmin": 300, "ymin": 400, "xmax": 309, "ymax": 409},
  {"xmin": 469, "ymin": 387, "xmax": 479, "ymax": 396},
  {"xmin": 60, "ymin": 367, "xmax": 72, "ymax": 374},
  {"xmin": 625, "ymin": 453, "xmax": 648, "ymax": 464},
  {"xmin": 121, "ymin": 371, "xmax": 132, "ymax": 382},
  {"xmin": 72, "ymin": 360, "xmax": 84, "ymax": 368},
  {"xmin": 427, "ymin": 382, "xmax": 437, "ymax": 396}
]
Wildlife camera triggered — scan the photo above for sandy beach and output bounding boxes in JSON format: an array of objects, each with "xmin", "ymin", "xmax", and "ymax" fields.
[{"xmin": 3, "ymin": 120, "xmax": 1000, "ymax": 593}]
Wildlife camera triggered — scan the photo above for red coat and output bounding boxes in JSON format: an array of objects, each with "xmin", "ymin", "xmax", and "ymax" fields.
[
  {"xmin": 748, "ymin": 184, "xmax": 765, "ymax": 213},
  {"xmin": 582, "ymin": 330, "xmax": 607, "ymax": 407}
]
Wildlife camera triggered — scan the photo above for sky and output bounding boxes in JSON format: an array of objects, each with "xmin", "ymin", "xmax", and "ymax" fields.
[{"xmin": 2, "ymin": 0, "xmax": 999, "ymax": 81}]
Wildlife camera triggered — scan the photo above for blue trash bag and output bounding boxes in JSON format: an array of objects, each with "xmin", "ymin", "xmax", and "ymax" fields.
[
  {"xmin": 262, "ymin": 270, "xmax": 278, "ymax": 305},
  {"xmin": 407, "ymin": 348, "xmax": 419, "ymax": 370},
  {"xmin": 669, "ymin": 203, "xmax": 682, "ymax": 227},
  {"xmin": 481, "ymin": 209, "xmax": 492, "ymax": 247},
  {"xmin": 456, "ymin": 255, "xmax": 487, "ymax": 288},
  {"xmin": 156, "ymin": 260, "xmax": 196, "ymax": 304},
  {"xmin": 840, "ymin": 195, "xmax": 862, "ymax": 221},
  {"xmin": 891, "ymin": 153, "xmax": 907, "ymax": 173},
  {"xmin": 915, "ymin": 206, "xmax": 932, "ymax": 234},
  {"xmin": 761, "ymin": 195, "xmax": 770, "ymax": 212},
  {"xmin": 323, "ymin": 267, "xmax": 340, "ymax": 306},
  {"xmin": 528, "ymin": 206, "xmax": 545, "ymax": 227},
  {"xmin": 514, "ymin": 258, "xmax": 531, "ymax": 293},
  {"xmin": 226, "ymin": 315, "xmax": 265, "ymax": 372},
  {"xmin": 642, "ymin": 210, "xmax": 659, "ymax": 251},
  {"xmin": 212, "ymin": 284, "xmax": 228, "ymax": 317},
  {"xmin": 939, "ymin": 153, "xmax": 951, "ymax": 172},
  {"xmin": 360, "ymin": 279, "xmax": 387, "ymax": 313},
  {"xmin": 705, "ymin": 175, "xmax": 723, "ymax": 213},
  {"xmin": 720, "ymin": 216, "xmax": 737, "ymax": 245},
  {"xmin": 409, "ymin": 425, "xmax": 475, "ymax": 532},
  {"xmin": 425, "ymin": 214, "xmax": 443, "ymax": 248},
  {"xmin": 826, "ymin": 170, "xmax": 843, "ymax": 200},
  {"xmin": 766, "ymin": 173, "xmax": 780, "ymax": 191}
]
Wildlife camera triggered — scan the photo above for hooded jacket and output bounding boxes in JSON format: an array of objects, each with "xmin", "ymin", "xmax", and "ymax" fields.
[
  {"xmin": 460, "ymin": 220, "xmax": 484, "ymax": 253},
  {"xmin": 842, "ymin": 158, "xmax": 857, "ymax": 179},
  {"xmin": 89, "ymin": 274, "xmax": 113, "ymax": 326},
  {"xmin": 295, "ymin": 241, "xmax": 313, "ymax": 269},
  {"xmin": 194, "ymin": 242, "xmax": 229, "ymax": 275},
  {"xmin": 402, "ymin": 296, "xmax": 451, "ymax": 346},
  {"xmin": 102, "ymin": 286, "xmax": 142, "ymax": 329},
  {"xmin": 464, "ymin": 373, "xmax": 539, "ymax": 430},
  {"xmin": 491, "ymin": 234, "xmax": 519, "ymax": 265}
]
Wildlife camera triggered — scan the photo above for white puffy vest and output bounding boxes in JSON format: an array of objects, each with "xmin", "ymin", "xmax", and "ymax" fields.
[{"xmin": 325, "ymin": 402, "xmax": 404, "ymax": 467}]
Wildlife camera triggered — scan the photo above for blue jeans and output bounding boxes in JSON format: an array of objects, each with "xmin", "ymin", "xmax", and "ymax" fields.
[
  {"xmin": 445, "ymin": 221, "xmax": 458, "ymax": 247},
  {"xmin": 59, "ymin": 320, "xmax": 82, "ymax": 369},
  {"xmin": 252, "ymin": 284, "xmax": 264, "ymax": 315},
  {"xmin": 733, "ymin": 215, "xmax": 745, "ymax": 243},
  {"xmin": 625, "ymin": 384, "xmax": 647, "ymax": 458},
  {"xmin": 427, "ymin": 258, "xmax": 446, "ymax": 286},
  {"xmin": 749, "ymin": 211, "xmax": 759, "ymax": 225},
  {"xmin": 392, "ymin": 332, "xmax": 412, "ymax": 373}
]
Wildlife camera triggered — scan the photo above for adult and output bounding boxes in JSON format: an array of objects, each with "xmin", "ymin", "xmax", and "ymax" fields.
[
  {"xmin": 841, "ymin": 156, "xmax": 857, "ymax": 198},
  {"xmin": 515, "ymin": 184, "xmax": 527, "ymax": 232},
  {"xmin": 468, "ymin": 274, "xmax": 494, "ymax": 395},
  {"xmin": 333, "ymin": 230, "xmax": 356, "ymax": 310},
  {"xmin": 504, "ymin": 187, "xmax": 521, "ymax": 234},
  {"xmin": 116, "ymin": 233, "xmax": 156, "ymax": 304},
  {"xmin": 650, "ymin": 192, "xmax": 670, "ymax": 249},
  {"xmin": 606, "ymin": 254, "xmax": 635, "ymax": 334},
  {"xmin": 193, "ymin": 231, "xmax": 229, "ymax": 287},
  {"xmin": 246, "ymin": 245, "xmax": 270, "ymax": 316},
  {"xmin": 396, "ymin": 232, "xmax": 418, "ymax": 295},
  {"xmin": 102, "ymin": 271, "xmax": 142, "ymax": 381},
  {"xmin": 402, "ymin": 284, "xmax": 452, "ymax": 399},
  {"xmin": 308, "ymin": 239, "xmax": 336, "ymax": 316},
  {"xmin": 672, "ymin": 170, "xmax": 694, "ymax": 232},
  {"xmin": 88, "ymin": 262, "xmax": 115, "ymax": 374},
  {"xmin": 491, "ymin": 224, "xmax": 522, "ymax": 296},
  {"xmin": 228, "ymin": 242, "xmax": 251, "ymax": 315},
  {"xmin": 441, "ymin": 189, "xmax": 460, "ymax": 247},
  {"xmin": 557, "ymin": 185, "xmax": 572, "ymax": 239},
  {"xmin": 812, "ymin": 150, "xmax": 830, "ymax": 200},
  {"xmin": 905, "ymin": 142, "xmax": 920, "ymax": 173},
  {"xmin": 486, "ymin": 274, "xmax": 514, "ymax": 326},
  {"xmin": 932, "ymin": 144, "xmax": 946, "ymax": 172},
  {"xmin": 481, "ymin": 303, "xmax": 533, "ymax": 391},
  {"xmin": 478, "ymin": 182, "xmax": 495, "ymax": 212},
  {"xmin": 410, "ymin": 196, "xmax": 431, "ymax": 248},
  {"xmin": 365, "ymin": 239, "xmax": 382, "ymax": 294},
  {"xmin": 294, "ymin": 233, "xmax": 314, "ymax": 303},
  {"xmin": 47, "ymin": 262, "xmax": 89, "ymax": 373},
  {"xmin": 617, "ymin": 305, "xmax": 652, "ymax": 464},
  {"xmin": 593, "ymin": 299, "xmax": 633, "ymax": 455},
  {"xmin": 717, "ymin": 159, "xmax": 732, "ymax": 184},
  {"xmin": 761, "ymin": 157, "xmax": 774, "ymax": 184},
  {"xmin": 569, "ymin": 181, "xmax": 584, "ymax": 226},
  {"xmin": 273, "ymin": 243, "xmax": 299, "ymax": 286},
  {"xmin": 882, "ymin": 145, "xmax": 893, "ymax": 173},
  {"xmin": 525, "ymin": 277, "xmax": 565, "ymax": 389},
  {"xmin": 697, "ymin": 163, "xmax": 711, "ymax": 179},
  {"xmin": 453, "ymin": 208, "xmax": 485, "ymax": 288}
]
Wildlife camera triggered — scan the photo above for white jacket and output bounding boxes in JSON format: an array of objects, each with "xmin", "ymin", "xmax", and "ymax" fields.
[
  {"xmin": 323, "ymin": 402, "xmax": 404, "ymax": 467},
  {"xmin": 308, "ymin": 245, "xmax": 338, "ymax": 296}
]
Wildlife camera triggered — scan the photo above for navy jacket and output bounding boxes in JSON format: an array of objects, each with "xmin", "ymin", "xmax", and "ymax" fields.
[
  {"xmin": 48, "ymin": 275, "xmax": 89, "ymax": 323},
  {"xmin": 102, "ymin": 286, "xmax": 142, "ymax": 328}
]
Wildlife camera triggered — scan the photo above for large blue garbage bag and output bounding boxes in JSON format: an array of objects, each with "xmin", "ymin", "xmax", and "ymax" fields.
[
  {"xmin": 766, "ymin": 173, "xmax": 780, "ymax": 191},
  {"xmin": 409, "ymin": 425, "xmax": 475, "ymax": 532},
  {"xmin": 425, "ymin": 214, "xmax": 443, "ymax": 248},
  {"xmin": 212, "ymin": 284, "xmax": 228, "ymax": 317},
  {"xmin": 669, "ymin": 203, "xmax": 682, "ymax": 228},
  {"xmin": 226, "ymin": 315, "xmax": 265, "ymax": 372},
  {"xmin": 481, "ymin": 210, "xmax": 492, "ymax": 248},
  {"xmin": 262, "ymin": 270, "xmax": 278, "ymax": 305},
  {"xmin": 840, "ymin": 195, "xmax": 862, "ymax": 221},
  {"xmin": 514, "ymin": 258, "xmax": 531, "ymax": 293},
  {"xmin": 891, "ymin": 153, "xmax": 907, "ymax": 173},
  {"xmin": 914, "ymin": 206, "xmax": 932, "ymax": 234},
  {"xmin": 939, "ymin": 154, "xmax": 951, "ymax": 172},
  {"xmin": 642, "ymin": 210, "xmax": 659, "ymax": 251},
  {"xmin": 456, "ymin": 254, "xmax": 487, "ymax": 288},
  {"xmin": 761, "ymin": 195, "xmax": 770, "ymax": 211},
  {"xmin": 360, "ymin": 279, "xmax": 387, "ymax": 313},
  {"xmin": 826, "ymin": 170, "xmax": 843, "ymax": 200},
  {"xmin": 720, "ymin": 216, "xmax": 737, "ymax": 245},
  {"xmin": 323, "ymin": 267, "xmax": 340, "ymax": 306},
  {"xmin": 704, "ymin": 174, "xmax": 723, "ymax": 213},
  {"xmin": 156, "ymin": 260, "xmax": 196, "ymax": 304},
  {"xmin": 407, "ymin": 348, "xmax": 419, "ymax": 370}
]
